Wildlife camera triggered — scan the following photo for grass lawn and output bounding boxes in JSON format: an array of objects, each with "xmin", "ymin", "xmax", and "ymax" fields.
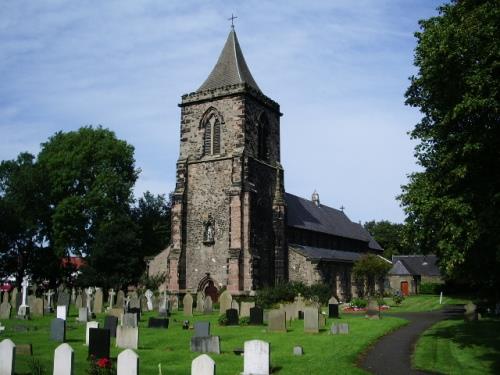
[
  {"xmin": 413, "ymin": 317, "xmax": 500, "ymax": 374},
  {"xmin": 384, "ymin": 294, "xmax": 471, "ymax": 312},
  {"xmin": 1, "ymin": 307, "xmax": 406, "ymax": 374}
]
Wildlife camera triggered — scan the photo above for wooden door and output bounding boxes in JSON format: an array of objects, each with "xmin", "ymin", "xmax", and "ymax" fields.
[{"xmin": 401, "ymin": 281, "xmax": 409, "ymax": 296}]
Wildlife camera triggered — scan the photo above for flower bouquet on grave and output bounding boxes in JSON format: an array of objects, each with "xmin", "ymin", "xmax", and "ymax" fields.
[{"xmin": 87, "ymin": 355, "xmax": 116, "ymax": 375}]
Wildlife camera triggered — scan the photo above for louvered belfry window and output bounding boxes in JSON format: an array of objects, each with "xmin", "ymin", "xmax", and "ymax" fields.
[{"xmin": 204, "ymin": 114, "xmax": 221, "ymax": 155}]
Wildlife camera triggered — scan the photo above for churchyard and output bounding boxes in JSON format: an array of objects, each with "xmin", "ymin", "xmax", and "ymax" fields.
[{"xmin": 0, "ymin": 286, "xmax": 408, "ymax": 374}]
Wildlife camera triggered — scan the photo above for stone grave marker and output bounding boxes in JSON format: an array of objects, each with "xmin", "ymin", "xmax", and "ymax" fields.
[
  {"xmin": 0, "ymin": 338, "xmax": 16, "ymax": 375},
  {"xmin": 85, "ymin": 321, "xmax": 99, "ymax": 346},
  {"xmin": 140, "ymin": 295, "xmax": 148, "ymax": 312},
  {"xmin": 328, "ymin": 296, "xmax": 339, "ymax": 305},
  {"xmin": 190, "ymin": 336, "xmax": 220, "ymax": 354},
  {"xmin": 191, "ymin": 353, "xmax": 215, "ymax": 375},
  {"xmin": 145, "ymin": 290, "xmax": 154, "ymax": 311},
  {"xmin": 32, "ymin": 297, "xmax": 44, "ymax": 317},
  {"xmin": 75, "ymin": 294, "xmax": 83, "ymax": 310},
  {"xmin": 366, "ymin": 299, "xmax": 380, "ymax": 320},
  {"xmin": 240, "ymin": 302, "xmax": 255, "ymax": 317},
  {"xmin": 148, "ymin": 317, "xmax": 169, "ymax": 329},
  {"xmin": 88, "ymin": 328, "xmax": 110, "ymax": 359},
  {"xmin": 127, "ymin": 307, "xmax": 141, "ymax": 322},
  {"xmin": 231, "ymin": 300, "xmax": 240, "ymax": 315},
  {"xmin": 85, "ymin": 288, "xmax": 94, "ymax": 315},
  {"xmin": 122, "ymin": 313, "xmax": 138, "ymax": 328},
  {"xmin": 0, "ymin": 302, "xmax": 11, "ymax": 320},
  {"xmin": 16, "ymin": 343, "xmax": 32, "ymax": 356},
  {"xmin": 78, "ymin": 307, "xmax": 89, "ymax": 322},
  {"xmin": 117, "ymin": 348, "xmax": 139, "ymax": 375},
  {"xmin": 194, "ymin": 321, "xmax": 210, "ymax": 337},
  {"xmin": 183, "ymin": 293, "xmax": 193, "ymax": 316},
  {"xmin": 328, "ymin": 303, "xmax": 339, "ymax": 318},
  {"xmin": 44, "ymin": 290, "xmax": 54, "ymax": 313},
  {"xmin": 226, "ymin": 308, "xmax": 239, "ymax": 325},
  {"xmin": 250, "ymin": 306, "xmax": 263, "ymax": 325},
  {"xmin": 319, "ymin": 313, "xmax": 326, "ymax": 329},
  {"xmin": 50, "ymin": 318, "xmax": 66, "ymax": 342},
  {"xmin": 108, "ymin": 308, "xmax": 124, "ymax": 319},
  {"xmin": 57, "ymin": 291, "xmax": 70, "ymax": 309},
  {"xmin": 56, "ymin": 305, "xmax": 68, "ymax": 321},
  {"xmin": 304, "ymin": 307, "xmax": 319, "ymax": 333},
  {"xmin": 267, "ymin": 309, "xmax": 286, "ymax": 332},
  {"xmin": 17, "ymin": 276, "xmax": 30, "ymax": 318},
  {"xmin": 203, "ymin": 296, "xmax": 213, "ymax": 314},
  {"xmin": 243, "ymin": 340, "xmax": 270, "ymax": 375},
  {"xmin": 104, "ymin": 315, "xmax": 118, "ymax": 338},
  {"xmin": 218, "ymin": 290, "xmax": 232, "ymax": 315},
  {"xmin": 129, "ymin": 295, "xmax": 140, "ymax": 310},
  {"xmin": 10, "ymin": 288, "xmax": 18, "ymax": 310},
  {"xmin": 108, "ymin": 289, "xmax": 116, "ymax": 310},
  {"xmin": 116, "ymin": 290, "xmax": 125, "ymax": 309},
  {"xmin": 28, "ymin": 295, "xmax": 36, "ymax": 314},
  {"xmin": 283, "ymin": 303, "xmax": 297, "ymax": 321},
  {"xmin": 196, "ymin": 292, "xmax": 205, "ymax": 313},
  {"xmin": 53, "ymin": 343, "xmax": 74, "ymax": 375},
  {"xmin": 170, "ymin": 295, "xmax": 179, "ymax": 311},
  {"xmin": 116, "ymin": 326, "xmax": 138, "ymax": 350},
  {"xmin": 293, "ymin": 346, "xmax": 303, "ymax": 356},
  {"xmin": 93, "ymin": 288, "xmax": 103, "ymax": 314},
  {"xmin": 1, "ymin": 292, "xmax": 8, "ymax": 304}
]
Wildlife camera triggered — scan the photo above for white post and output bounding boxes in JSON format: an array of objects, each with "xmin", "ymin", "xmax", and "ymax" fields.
[
  {"xmin": 108, "ymin": 289, "xmax": 116, "ymax": 310},
  {"xmin": 439, "ymin": 291, "xmax": 443, "ymax": 305}
]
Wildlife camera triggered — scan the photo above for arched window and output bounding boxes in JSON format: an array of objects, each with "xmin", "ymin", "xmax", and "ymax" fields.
[
  {"xmin": 203, "ymin": 112, "xmax": 221, "ymax": 156},
  {"xmin": 257, "ymin": 114, "xmax": 269, "ymax": 161}
]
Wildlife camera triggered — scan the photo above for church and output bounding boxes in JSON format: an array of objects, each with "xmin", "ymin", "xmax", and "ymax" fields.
[{"xmin": 149, "ymin": 27, "xmax": 382, "ymax": 301}]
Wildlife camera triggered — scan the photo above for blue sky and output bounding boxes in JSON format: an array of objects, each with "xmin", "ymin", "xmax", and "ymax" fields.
[{"xmin": 0, "ymin": 0, "xmax": 444, "ymax": 223}]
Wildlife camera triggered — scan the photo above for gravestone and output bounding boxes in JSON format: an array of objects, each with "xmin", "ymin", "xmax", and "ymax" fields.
[
  {"xmin": 57, "ymin": 291, "xmax": 70, "ymax": 309},
  {"xmin": 294, "ymin": 294, "xmax": 306, "ymax": 314},
  {"xmin": 218, "ymin": 290, "xmax": 232, "ymax": 315},
  {"xmin": 104, "ymin": 315, "xmax": 118, "ymax": 338},
  {"xmin": 328, "ymin": 303, "xmax": 339, "ymax": 318},
  {"xmin": 75, "ymin": 293, "xmax": 83, "ymax": 310},
  {"xmin": 196, "ymin": 292, "xmax": 205, "ymax": 313},
  {"xmin": 108, "ymin": 308, "xmax": 123, "ymax": 319},
  {"xmin": 183, "ymin": 293, "xmax": 193, "ymax": 316},
  {"xmin": 148, "ymin": 317, "xmax": 169, "ymax": 329},
  {"xmin": 190, "ymin": 336, "xmax": 220, "ymax": 354},
  {"xmin": 129, "ymin": 295, "xmax": 140, "ymax": 310},
  {"xmin": 28, "ymin": 295, "xmax": 36, "ymax": 314},
  {"xmin": 158, "ymin": 292, "xmax": 168, "ymax": 316},
  {"xmin": 231, "ymin": 300, "xmax": 240, "ymax": 315},
  {"xmin": 117, "ymin": 349, "xmax": 139, "ymax": 375},
  {"xmin": 17, "ymin": 276, "xmax": 30, "ymax": 319},
  {"xmin": 240, "ymin": 302, "xmax": 255, "ymax": 317},
  {"xmin": 226, "ymin": 308, "xmax": 239, "ymax": 325},
  {"xmin": 293, "ymin": 346, "xmax": 303, "ymax": 356},
  {"xmin": 1, "ymin": 292, "xmax": 7, "ymax": 304},
  {"xmin": 32, "ymin": 298, "xmax": 44, "ymax": 317},
  {"xmin": 122, "ymin": 313, "xmax": 138, "ymax": 328},
  {"xmin": 194, "ymin": 321, "xmax": 210, "ymax": 337},
  {"xmin": 366, "ymin": 299, "xmax": 379, "ymax": 320},
  {"xmin": 191, "ymin": 354, "xmax": 215, "ymax": 375},
  {"xmin": 170, "ymin": 295, "xmax": 179, "ymax": 311},
  {"xmin": 16, "ymin": 343, "xmax": 32, "ymax": 356},
  {"xmin": 283, "ymin": 303, "xmax": 297, "ymax": 321},
  {"xmin": 85, "ymin": 288, "xmax": 95, "ymax": 315},
  {"xmin": 140, "ymin": 295, "xmax": 148, "ymax": 313},
  {"xmin": 85, "ymin": 321, "xmax": 99, "ymax": 346},
  {"xmin": 93, "ymin": 288, "xmax": 103, "ymax": 314},
  {"xmin": 50, "ymin": 318, "xmax": 66, "ymax": 342},
  {"xmin": 319, "ymin": 313, "xmax": 326, "ymax": 329},
  {"xmin": 56, "ymin": 305, "xmax": 68, "ymax": 321},
  {"xmin": 338, "ymin": 323, "xmax": 349, "ymax": 334},
  {"xmin": 203, "ymin": 296, "xmax": 213, "ymax": 314},
  {"xmin": 78, "ymin": 307, "xmax": 89, "ymax": 322},
  {"xmin": 53, "ymin": 343, "xmax": 74, "ymax": 375},
  {"xmin": 243, "ymin": 340, "xmax": 270, "ymax": 375},
  {"xmin": 145, "ymin": 290, "xmax": 154, "ymax": 311},
  {"xmin": 116, "ymin": 326, "xmax": 138, "ymax": 350},
  {"xmin": 116, "ymin": 290, "xmax": 125, "ymax": 309},
  {"xmin": 128, "ymin": 307, "xmax": 141, "ymax": 321},
  {"xmin": 10, "ymin": 288, "xmax": 18, "ymax": 310},
  {"xmin": 88, "ymin": 328, "xmax": 110, "ymax": 360},
  {"xmin": 108, "ymin": 289, "xmax": 116, "ymax": 310},
  {"xmin": 328, "ymin": 296, "xmax": 339, "ymax": 305},
  {"xmin": 0, "ymin": 339, "xmax": 16, "ymax": 375},
  {"xmin": 250, "ymin": 306, "xmax": 263, "ymax": 325},
  {"xmin": 0, "ymin": 302, "xmax": 11, "ymax": 319},
  {"xmin": 304, "ymin": 307, "xmax": 319, "ymax": 333},
  {"xmin": 268, "ymin": 309, "xmax": 286, "ymax": 332}
]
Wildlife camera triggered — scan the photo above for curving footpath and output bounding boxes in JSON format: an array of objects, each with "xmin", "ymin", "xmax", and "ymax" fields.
[{"xmin": 360, "ymin": 305, "xmax": 464, "ymax": 375}]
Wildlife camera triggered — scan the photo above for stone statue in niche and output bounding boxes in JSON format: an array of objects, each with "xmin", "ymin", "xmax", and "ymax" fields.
[{"xmin": 203, "ymin": 215, "xmax": 215, "ymax": 244}]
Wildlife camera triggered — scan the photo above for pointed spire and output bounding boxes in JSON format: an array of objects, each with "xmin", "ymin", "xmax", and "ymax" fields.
[{"xmin": 198, "ymin": 29, "xmax": 261, "ymax": 92}]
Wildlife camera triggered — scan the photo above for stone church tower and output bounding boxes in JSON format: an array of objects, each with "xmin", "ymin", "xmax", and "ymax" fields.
[{"xmin": 167, "ymin": 28, "xmax": 286, "ymax": 295}]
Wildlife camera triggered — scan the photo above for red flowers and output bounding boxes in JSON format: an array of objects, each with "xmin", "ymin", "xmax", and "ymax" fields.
[{"xmin": 96, "ymin": 358, "xmax": 112, "ymax": 369}]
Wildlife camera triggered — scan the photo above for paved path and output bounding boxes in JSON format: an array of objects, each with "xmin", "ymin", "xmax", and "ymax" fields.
[{"xmin": 360, "ymin": 306, "xmax": 464, "ymax": 375}]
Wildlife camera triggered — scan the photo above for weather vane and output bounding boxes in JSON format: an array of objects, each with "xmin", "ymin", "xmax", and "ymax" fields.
[{"xmin": 228, "ymin": 13, "xmax": 238, "ymax": 28}]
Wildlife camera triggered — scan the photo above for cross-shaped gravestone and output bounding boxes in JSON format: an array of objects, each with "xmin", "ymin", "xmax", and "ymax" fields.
[
  {"xmin": 124, "ymin": 296, "xmax": 131, "ymax": 311},
  {"xmin": 85, "ymin": 287, "xmax": 94, "ymax": 314},
  {"xmin": 18, "ymin": 275, "xmax": 30, "ymax": 318},
  {"xmin": 145, "ymin": 290, "xmax": 153, "ymax": 311},
  {"xmin": 108, "ymin": 289, "xmax": 116, "ymax": 310},
  {"xmin": 44, "ymin": 290, "xmax": 54, "ymax": 312}
]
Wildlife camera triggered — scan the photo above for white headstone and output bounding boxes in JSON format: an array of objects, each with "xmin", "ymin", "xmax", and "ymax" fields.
[
  {"xmin": 116, "ymin": 326, "xmax": 139, "ymax": 350},
  {"xmin": 191, "ymin": 353, "xmax": 215, "ymax": 375},
  {"xmin": 85, "ymin": 321, "xmax": 99, "ymax": 346},
  {"xmin": 20, "ymin": 276, "xmax": 29, "ymax": 307},
  {"xmin": 53, "ymin": 343, "xmax": 74, "ymax": 375},
  {"xmin": 145, "ymin": 290, "xmax": 153, "ymax": 311},
  {"xmin": 45, "ymin": 290, "xmax": 54, "ymax": 309},
  {"xmin": 57, "ymin": 305, "xmax": 68, "ymax": 321},
  {"xmin": 85, "ymin": 287, "xmax": 94, "ymax": 314},
  {"xmin": 439, "ymin": 291, "xmax": 443, "ymax": 304},
  {"xmin": 108, "ymin": 289, "xmax": 116, "ymax": 309},
  {"xmin": 0, "ymin": 339, "xmax": 16, "ymax": 375},
  {"xmin": 117, "ymin": 349, "xmax": 139, "ymax": 375},
  {"xmin": 243, "ymin": 340, "xmax": 270, "ymax": 375}
]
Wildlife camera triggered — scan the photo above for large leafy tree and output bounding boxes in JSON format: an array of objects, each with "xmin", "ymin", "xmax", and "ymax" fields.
[
  {"xmin": 400, "ymin": 0, "xmax": 500, "ymax": 295},
  {"xmin": 363, "ymin": 220, "xmax": 409, "ymax": 259}
]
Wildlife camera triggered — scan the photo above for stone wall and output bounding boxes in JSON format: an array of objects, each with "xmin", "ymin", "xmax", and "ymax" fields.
[
  {"xmin": 288, "ymin": 250, "xmax": 321, "ymax": 285},
  {"xmin": 148, "ymin": 247, "xmax": 170, "ymax": 291}
]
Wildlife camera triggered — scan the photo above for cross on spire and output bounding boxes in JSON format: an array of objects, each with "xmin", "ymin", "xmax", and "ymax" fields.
[
  {"xmin": 340, "ymin": 205, "xmax": 345, "ymax": 212},
  {"xmin": 228, "ymin": 13, "xmax": 238, "ymax": 28}
]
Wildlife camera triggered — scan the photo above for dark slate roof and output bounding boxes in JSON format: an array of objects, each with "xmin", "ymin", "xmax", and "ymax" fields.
[
  {"xmin": 392, "ymin": 255, "xmax": 441, "ymax": 277},
  {"xmin": 285, "ymin": 193, "xmax": 383, "ymax": 251},
  {"xmin": 388, "ymin": 260, "xmax": 411, "ymax": 276},
  {"xmin": 198, "ymin": 29, "xmax": 261, "ymax": 92},
  {"xmin": 289, "ymin": 244, "xmax": 363, "ymax": 263}
]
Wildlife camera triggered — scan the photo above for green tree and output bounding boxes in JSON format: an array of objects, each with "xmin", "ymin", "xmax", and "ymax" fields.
[
  {"xmin": 352, "ymin": 254, "xmax": 391, "ymax": 297},
  {"xmin": 363, "ymin": 220, "xmax": 410, "ymax": 259},
  {"xmin": 400, "ymin": 0, "xmax": 500, "ymax": 296}
]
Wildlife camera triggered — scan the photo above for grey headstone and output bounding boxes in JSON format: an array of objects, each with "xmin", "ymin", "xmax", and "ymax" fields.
[
  {"xmin": 104, "ymin": 316, "xmax": 118, "ymax": 338},
  {"xmin": 328, "ymin": 296, "xmax": 339, "ymax": 305},
  {"xmin": 304, "ymin": 307, "xmax": 319, "ymax": 333},
  {"xmin": 196, "ymin": 292, "xmax": 205, "ymax": 313},
  {"xmin": 194, "ymin": 321, "xmax": 210, "ymax": 337},
  {"xmin": 93, "ymin": 289, "xmax": 103, "ymax": 314},
  {"xmin": 183, "ymin": 293, "xmax": 193, "ymax": 316},
  {"xmin": 50, "ymin": 318, "xmax": 66, "ymax": 342},
  {"xmin": 267, "ymin": 309, "xmax": 286, "ymax": 332},
  {"xmin": 0, "ymin": 302, "xmax": 11, "ymax": 320},
  {"xmin": 116, "ymin": 326, "xmax": 138, "ymax": 350},
  {"xmin": 218, "ymin": 291, "xmax": 232, "ymax": 315},
  {"xmin": 122, "ymin": 313, "xmax": 138, "ymax": 328},
  {"xmin": 78, "ymin": 307, "xmax": 89, "ymax": 322},
  {"xmin": 32, "ymin": 298, "xmax": 44, "ymax": 317},
  {"xmin": 243, "ymin": 340, "xmax": 270, "ymax": 375},
  {"xmin": 129, "ymin": 296, "xmax": 140, "ymax": 310},
  {"xmin": 57, "ymin": 291, "xmax": 70, "ymax": 308},
  {"xmin": 293, "ymin": 346, "xmax": 303, "ymax": 356},
  {"xmin": 203, "ymin": 296, "xmax": 212, "ymax": 314},
  {"xmin": 190, "ymin": 336, "xmax": 220, "ymax": 354},
  {"xmin": 116, "ymin": 291, "xmax": 125, "ymax": 309},
  {"xmin": 240, "ymin": 302, "xmax": 255, "ymax": 317}
]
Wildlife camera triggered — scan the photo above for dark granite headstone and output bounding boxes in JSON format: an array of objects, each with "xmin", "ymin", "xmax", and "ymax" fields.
[
  {"xmin": 226, "ymin": 308, "xmax": 239, "ymax": 325},
  {"xmin": 298, "ymin": 310, "xmax": 304, "ymax": 320},
  {"xmin": 148, "ymin": 317, "xmax": 169, "ymax": 329},
  {"xmin": 249, "ymin": 307, "xmax": 263, "ymax": 325},
  {"xmin": 328, "ymin": 304, "xmax": 339, "ymax": 318},
  {"xmin": 50, "ymin": 318, "xmax": 66, "ymax": 342},
  {"xmin": 194, "ymin": 321, "xmax": 210, "ymax": 337},
  {"xmin": 104, "ymin": 315, "xmax": 118, "ymax": 338},
  {"xmin": 57, "ymin": 291, "xmax": 70, "ymax": 308},
  {"xmin": 88, "ymin": 328, "xmax": 110, "ymax": 360},
  {"xmin": 127, "ymin": 307, "xmax": 141, "ymax": 321},
  {"xmin": 15, "ymin": 293, "xmax": 22, "ymax": 310}
]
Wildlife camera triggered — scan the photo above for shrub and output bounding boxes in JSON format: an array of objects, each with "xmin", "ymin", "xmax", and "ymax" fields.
[
  {"xmin": 350, "ymin": 298, "xmax": 367, "ymax": 308},
  {"xmin": 239, "ymin": 316, "xmax": 250, "ymax": 326},
  {"xmin": 419, "ymin": 282, "xmax": 443, "ymax": 294},
  {"xmin": 218, "ymin": 314, "xmax": 228, "ymax": 326},
  {"xmin": 254, "ymin": 281, "xmax": 332, "ymax": 308},
  {"xmin": 393, "ymin": 294, "xmax": 404, "ymax": 305},
  {"xmin": 29, "ymin": 358, "xmax": 46, "ymax": 375}
]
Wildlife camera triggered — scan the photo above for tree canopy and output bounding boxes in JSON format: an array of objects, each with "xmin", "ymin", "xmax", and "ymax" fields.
[
  {"xmin": 363, "ymin": 220, "xmax": 410, "ymax": 259},
  {"xmin": 400, "ymin": 0, "xmax": 500, "ymax": 296}
]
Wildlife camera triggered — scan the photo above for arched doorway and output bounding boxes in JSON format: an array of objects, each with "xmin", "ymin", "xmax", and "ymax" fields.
[{"xmin": 197, "ymin": 273, "xmax": 219, "ymax": 302}]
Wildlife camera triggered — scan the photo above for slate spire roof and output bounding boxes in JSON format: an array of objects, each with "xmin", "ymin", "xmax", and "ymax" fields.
[{"xmin": 198, "ymin": 29, "xmax": 261, "ymax": 92}]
